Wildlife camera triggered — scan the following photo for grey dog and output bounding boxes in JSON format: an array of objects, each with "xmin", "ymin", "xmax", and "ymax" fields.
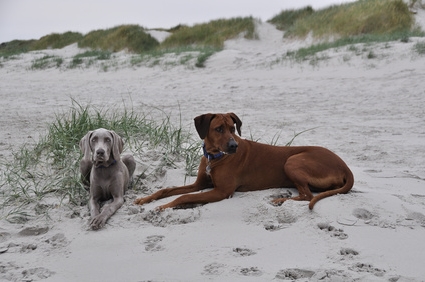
[{"xmin": 79, "ymin": 128, "xmax": 136, "ymax": 230}]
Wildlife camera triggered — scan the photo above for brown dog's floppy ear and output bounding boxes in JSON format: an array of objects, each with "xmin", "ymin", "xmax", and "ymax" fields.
[
  {"xmin": 109, "ymin": 130, "xmax": 124, "ymax": 161},
  {"xmin": 79, "ymin": 131, "xmax": 93, "ymax": 160},
  {"xmin": 194, "ymin": 113, "xmax": 215, "ymax": 139},
  {"xmin": 229, "ymin": 113, "xmax": 242, "ymax": 136}
]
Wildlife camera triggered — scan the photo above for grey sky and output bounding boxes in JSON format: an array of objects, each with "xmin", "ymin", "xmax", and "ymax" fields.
[{"xmin": 0, "ymin": 0, "xmax": 355, "ymax": 44}]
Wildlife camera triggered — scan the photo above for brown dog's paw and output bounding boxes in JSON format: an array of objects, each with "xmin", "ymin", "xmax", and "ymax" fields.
[
  {"xmin": 270, "ymin": 190, "xmax": 293, "ymax": 206},
  {"xmin": 271, "ymin": 198, "xmax": 290, "ymax": 206},
  {"xmin": 134, "ymin": 197, "xmax": 149, "ymax": 205}
]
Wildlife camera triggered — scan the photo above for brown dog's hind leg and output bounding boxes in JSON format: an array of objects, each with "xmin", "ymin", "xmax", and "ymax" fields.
[
  {"xmin": 271, "ymin": 155, "xmax": 315, "ymax": 206},
  {"xmin": 271, "ymin": 183, "xmax": 314, "ymax": 206}
]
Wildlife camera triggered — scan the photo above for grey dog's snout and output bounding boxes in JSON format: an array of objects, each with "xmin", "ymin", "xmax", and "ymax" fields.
[{"xmin": 96, "ymin": 149, "xmax": 105, "ymax": 156}]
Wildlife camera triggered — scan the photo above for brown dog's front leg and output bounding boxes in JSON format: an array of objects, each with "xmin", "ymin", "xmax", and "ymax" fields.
[
  {"xmin": 134, "ymin": 184, "xmax": 203, "ymax": 205},
  {"xmin": 157, "ymin": 188, "xmax": 232, "ymax": 210}
]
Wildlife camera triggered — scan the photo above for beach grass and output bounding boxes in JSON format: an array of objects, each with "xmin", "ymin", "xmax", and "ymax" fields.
[
  {"xmin": 0, "ymin": 101, "xmax": 201, "ymax": 221},
  {"xmin": 0, "ymin": 17, "xmax": 255, "ymax": 68},
  {"xmin": 68, "ymin": 50, "xmax": 112, "ymax": 68},
  {"xmin": 270, "ymin": 0, "xmax": 414, "ymax": 39},
  {"xmin": 268, "ymin": 0, "xmax": 425, "ymax": 61},
  {"xmin": 414, "ymin": 40, "xmax": 425, "ymax": 54},
  {"xmin": 285, "ymin": 28, "xmax": 425, "ymax": 61},
  {"xmin": 78, "ymin": 25, "xmax": 159, "ymax": 53},
  {"xmin": 30, "ymin": 55, "xmax": 63, "ymax": 70},
  {"xmin": 160, "ymin": 17, "xmax": 256, "ymax": 49},
  {"xmin": 31, "ymin": 32, "xmax": 83, "ymax": 50}
]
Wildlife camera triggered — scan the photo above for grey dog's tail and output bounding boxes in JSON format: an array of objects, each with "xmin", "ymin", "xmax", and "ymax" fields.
[{"xmin": 308, "ymin": 168, "xmax": 354, "ymax": 210}]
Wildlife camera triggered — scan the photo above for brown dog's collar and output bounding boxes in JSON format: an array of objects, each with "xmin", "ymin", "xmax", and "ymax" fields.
[{"xmin": 202, "ymin": 143, "xmax": 225, "ymax": 160}]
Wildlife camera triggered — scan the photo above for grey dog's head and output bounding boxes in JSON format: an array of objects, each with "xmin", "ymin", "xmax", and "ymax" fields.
[{"xmin": 79, "ymin": 128, "xmax": 124, "ymax": 167}]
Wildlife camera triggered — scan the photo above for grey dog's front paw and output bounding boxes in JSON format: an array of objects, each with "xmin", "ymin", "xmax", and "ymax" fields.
[{"xmin": 89, "ymin": 215, "xmax": 106, "ymax": 230}]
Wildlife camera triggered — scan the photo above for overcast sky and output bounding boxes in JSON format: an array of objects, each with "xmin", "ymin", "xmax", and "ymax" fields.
[{"xmin": 0, "ymin": 0, "xmax": 355, "ymax": 44}]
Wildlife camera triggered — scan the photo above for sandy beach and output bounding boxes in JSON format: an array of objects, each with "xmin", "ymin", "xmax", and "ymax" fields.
[{"xmin": 1, "ymin": 12, "xmax": 425, "ymax": 281}]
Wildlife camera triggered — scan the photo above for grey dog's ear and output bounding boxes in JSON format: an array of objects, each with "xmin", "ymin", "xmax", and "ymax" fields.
[
  {"xmin": 79, "ymin": 131, "xmax": 93, "ymax": 160},
  {"xmin": 109, "ymin": 130, "xmax": 124, "ymax": 161},
  {"xmin": 194, "ymin": 113, "xmax": 216, "ymax": 139},
  {"xmin": 228, "ymin": 112, "xmax": 242, "ymax": 136}
]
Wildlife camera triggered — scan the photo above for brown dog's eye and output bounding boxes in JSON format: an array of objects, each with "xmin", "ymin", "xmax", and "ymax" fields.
[
  {"xmin": 215, "ymin": 127, "xmax": 223, "ymax": 133},
  {"xmin": 230, "ymin": 127, "xmax": 235, "ymax": 133}
]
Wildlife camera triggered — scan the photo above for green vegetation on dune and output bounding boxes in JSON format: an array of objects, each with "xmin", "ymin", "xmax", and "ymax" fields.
[
  {"xmin": 0, "ymin": 0, "xmax": 424, "ymax": 67},
  {"xmin": 270, "ymin": 0, "xmax": 415, "ymax": 38},
  {"xmin": 269, "ymin": 0, "xmax": 424, "ymax": 61},
  {"xmin": 161, "ymin": 17, "xmax": 256, "ymax": 49},
  {"xmin": 78, "ymin": 25, "xmax": 159, "ymax": 53},
  {"xmin": 31, "ymin": 32, "xmax": 83, "ymax": 50},
  {"xmin": 0, "ymin": 17, "xmax": 256, "ymax": 67}
]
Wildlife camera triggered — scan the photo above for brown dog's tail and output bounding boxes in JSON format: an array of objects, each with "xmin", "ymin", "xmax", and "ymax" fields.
[{"xmin": 308, "ymin": 169, "xmax": 354, "ymax": 210}]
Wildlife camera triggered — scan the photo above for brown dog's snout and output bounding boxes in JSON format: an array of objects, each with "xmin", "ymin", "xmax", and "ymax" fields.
[{"xmin": 227, "ymin": 138, "xmax": 238, "ymax": 153}]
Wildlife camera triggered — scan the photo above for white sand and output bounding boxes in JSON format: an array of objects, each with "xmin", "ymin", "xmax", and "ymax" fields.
[{"xmin": 1, "ymin": 18, "xmax": 425, "ymax": 281}]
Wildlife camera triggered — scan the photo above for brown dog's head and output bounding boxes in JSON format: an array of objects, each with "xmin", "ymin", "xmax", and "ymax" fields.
[
  {"xmin": 194, "ymin": 113, "xmax": 242, "ymax": 155},
  {"xmin": 79, "ymin": 128, "xmax": 124, "ymax": 167}
]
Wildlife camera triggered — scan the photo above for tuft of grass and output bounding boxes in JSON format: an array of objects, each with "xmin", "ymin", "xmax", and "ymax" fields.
[
  {"xmin": 159, "ymin": 17, "xmax": 256, "ymax": 67},
  {"xmin": 0, "ymin": 32, "xmax": 82, "ymax": 58},
  {"xmin": 284, "ymin": 28, "xmax": 425, "ymax": 61},
  {"xmin": 278, "ymin": 0, "xmax": 414, "ymax": 39},
  {"xmin": 0, "ymin": 100, "xmax": 202, "ymax": 220},
  {"xmin": 161, "ymin": 17, "xmax": 257, "ymax": 49},
  {"xmin": 269, "ymin": 6, "xmax": 314, "ymax": 31},
  {"xmin": 30, "ymin": 32, "xmax": 83, "ymax": 50},
  {"xmin": 0, "ymin": 40, "xmax": 36, "ymax": 58},
  {"xmin": 67, "ymin": 50, "xmax": 112, "ymax": 69},
  {"xmin": 30, "ymin": 55, "xmax": 63, "ymax": 70},
  {"xmin": 413, "ymin": 41, "xmax": 425, "ymax": 54},
  {"xmin": 78, "ymin": 25, "xmax": 159, "ymax": 53},
  {"xmin": 130, "ymin": 46, "xmax": 220, "ymax": 68}
]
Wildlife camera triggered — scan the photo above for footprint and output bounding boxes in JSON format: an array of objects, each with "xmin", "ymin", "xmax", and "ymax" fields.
[
  {"xmin": 317, "ymin": 223, "xmax": 348, "ymax": 239},
  {"xmin": 352, "ymin": 208, "xmax": 374, "ymax": 220},
  {"xmin": 349, "ymin": 263, "xmax": 386, "ymax": 277},
  {"xmin": 312, "ymin": 269, "xmax": 351, "ymax": 281},
  {"xmin": 202, "ymin": 262, "xmax": 226, "ymax": 275},
  {"xmin": 140, "ymin": 209, "xmax": 201, "ymax": 227},
  {"xmin": 239, "ymin": 267, "xmax": 262, "ymax": 276},
  {"xmin": 18, "ymin": 226, "xmax": 49, "ymax": 236},
  {"xmin": 339, "ymin": 248, "xmax": 359, "ymax": 256},
  {"xmin": 275, "ymin": 268, "xmax": 315, "ymax": 280},
  {"xmin": 45, "ymin": 233, "xmax": 69, "ymax": 250},
  {"xmin": 0, "ymin": 232, "xmax": 11, "ymax": 243},
  {"xmin": 264, "ymin": 223, "xmax": 284, "ymax": 231},
  {"xmin": 20, "ymin": 244, "xmax": 37, "ymax": 253},
  {"xmin": 22, "ymin": 267, "xmax": 55, "ymax": 280},
  {"xmin": 233, "ymin": 247, "xmax": 256, "ymax": 257},
  {"xmin": 144, "ymin": 235, "xmax": 164, "ymax": 252},
  {"xmin": 406, "ymin": 211, "xmax": 425, "ymax": 226}
]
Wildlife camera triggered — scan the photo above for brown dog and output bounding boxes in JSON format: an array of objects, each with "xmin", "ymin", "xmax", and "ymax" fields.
[{"xmin": 134, "ymin": 113, "xmax": 353, "ymax": 210}]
